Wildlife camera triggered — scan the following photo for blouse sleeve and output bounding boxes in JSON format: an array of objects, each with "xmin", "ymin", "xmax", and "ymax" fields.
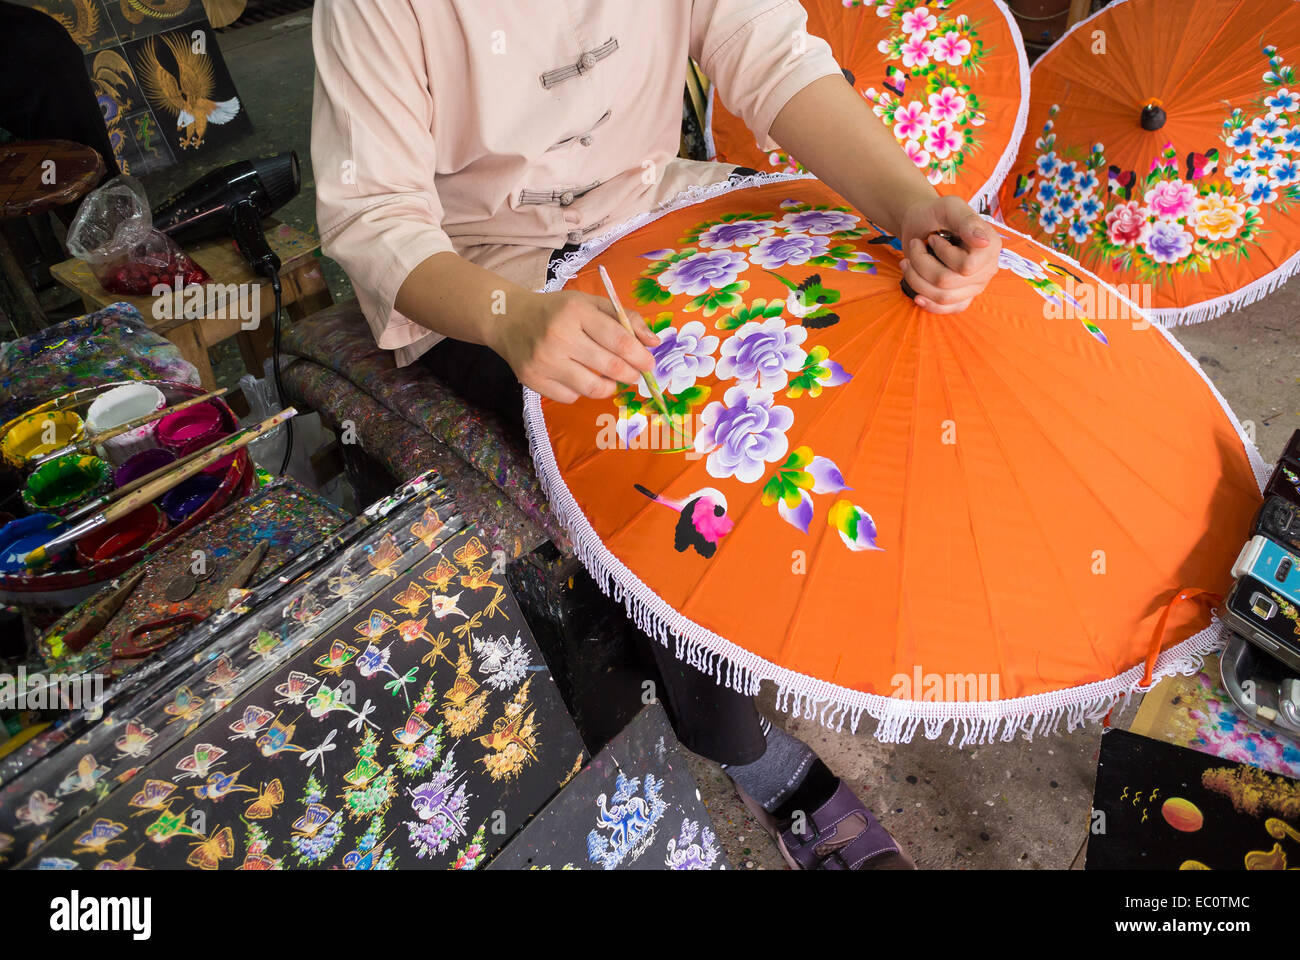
[{"xmin": 311, "ymin": 0, "xmax": 455, "ymax": 351}]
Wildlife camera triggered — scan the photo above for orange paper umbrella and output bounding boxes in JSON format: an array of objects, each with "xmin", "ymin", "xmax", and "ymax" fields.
[
  {"xmin": 706, "ymin": 0, "xmax": 1029, "ymax": 208},
  {"xmin": 526, "ymin": 177, "xmax": 1267, "ymax": 743},
  {"xmin": 996, "ymin": 0, "xmax": 1300, "ymax": 324}
]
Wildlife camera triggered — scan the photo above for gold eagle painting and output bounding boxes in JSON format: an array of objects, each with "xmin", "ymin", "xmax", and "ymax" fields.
[{"xmin": 135, "ymin": 30, "xmax": 242, "ymax": 150}]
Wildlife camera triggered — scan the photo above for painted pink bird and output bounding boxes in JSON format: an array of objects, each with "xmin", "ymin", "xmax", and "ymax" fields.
[{"xmin": 635, "ymin": 484, "xmax": 733, "ymax": 558}]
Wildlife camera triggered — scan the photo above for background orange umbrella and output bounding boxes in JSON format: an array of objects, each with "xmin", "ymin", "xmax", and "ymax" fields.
[
  {"xmin": 527, "ymin": 176, "xmax": 1267, "ymax": 744},
  {"xmin": 996, "ymin": 0, "xmax": 1300, "ymax": 324},
  {"xmin": 706, "ymin": 0, "xmax": 1029, "ymax": 209}
]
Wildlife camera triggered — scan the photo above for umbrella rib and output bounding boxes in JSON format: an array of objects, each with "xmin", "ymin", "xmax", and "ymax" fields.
[
  {"xmin": 946, "ymin": 319, "xmax": 1197, "ymax": 583},
  {"xmin": 1165, "ymin": 0, "xmax": 1248, "ymax": 107},
  {"xmin": 935, "ymin": 319, "xmax": 1101, "ymax": 666}
]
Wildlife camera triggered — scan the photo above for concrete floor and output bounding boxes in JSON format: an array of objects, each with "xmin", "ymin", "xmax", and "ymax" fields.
[{"xmin": 159, "ymin": 11, "xmax": 1298, "ymax": 870}]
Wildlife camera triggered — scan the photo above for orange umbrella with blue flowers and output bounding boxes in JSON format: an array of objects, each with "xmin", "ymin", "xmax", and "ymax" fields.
[
  {"xmin": 706, "ymin": 0, "xmax": 1029, "ymax": 209},
  {"xmin": 526, "ymin": 175, "xmax": 1267, "ymax": 744},
  {"xmin": 996, "ymin": 0, "xmax": 1300, "ymax": 324}
]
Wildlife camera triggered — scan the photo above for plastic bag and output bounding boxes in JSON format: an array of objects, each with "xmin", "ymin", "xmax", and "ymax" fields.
[{"xmin": 67, "ymin": 176, "xmax": 210, "ymax": 296}]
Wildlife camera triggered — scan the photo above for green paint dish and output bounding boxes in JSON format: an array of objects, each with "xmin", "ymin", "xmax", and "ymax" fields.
[{"xmin": 22, "ymin": 454, "xmax": 112, "ymax": 516}]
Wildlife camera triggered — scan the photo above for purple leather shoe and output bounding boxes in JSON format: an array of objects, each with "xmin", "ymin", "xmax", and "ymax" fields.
[{"xmin": 737, "ymin": 779, "xmax": 916, "ymax": 870}]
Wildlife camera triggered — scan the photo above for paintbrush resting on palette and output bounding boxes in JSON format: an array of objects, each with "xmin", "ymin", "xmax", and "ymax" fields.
[
  {"xmin": 65, "ymin": 419, "xmax": 263, "ymax": 522},
  {"xmin": 22, "ymin": 408, "xmax": 297, "ymax": 570},
  {"xmin": 597, "ymin": 264, "xmax": 675, "ymax": 425},
  {"xmin": 31, "ymin": 388, "xmax": 228, "ymax": 466}
]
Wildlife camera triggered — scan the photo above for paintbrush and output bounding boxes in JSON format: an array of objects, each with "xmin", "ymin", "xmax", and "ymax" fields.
[
  {"xmin": 31, "ymin": 389, "xmax": 228, "ymax": 466},
  {"xmin": 65, "ymin": 418, "xmax": 268, "ymax": 522},
  {"xmin": 22, "ymin": 408, "xmax": 297, "ymax": 570},
  {"xmin": 597, "ymin": 265, "xmax": 675, "ymax": 425}
]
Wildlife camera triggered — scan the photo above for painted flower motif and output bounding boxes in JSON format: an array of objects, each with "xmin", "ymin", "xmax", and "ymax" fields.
[
  {"xmin": 1067, "ymin": 219, "xmax": 1090, "ymax": 243},
  {"xmin": 933, "ymin": 30, "xmax": 972, "ymax": 67},
  {"xmin": 779, "ymin": 209, "xmax": 860, "ymax": 234},
  {"xmin": 615, "ymin": 411, "xmax": 647, "ymax": 447},
  {"xmin": 873, "ymin": 0, "xmax": 897, "ymax": 17},
  {"xmin": 1245, "ymin": 174, "xmax": 1280, "ymax": 204},
  {"xmin": 1226, "ymin": 157, "xmax": 1258, "ymax": 184},
  {"xmin": 1271, "ymin": 159, "xmax": 1300, "ymax": 185},
  {"xmin": 923, "ymin": 122, "xmax": 961, "ymax": 160},
  {"xmin": 1056, "ymin": 193, "xmax": 1078, "ymax": 216},
  {"xmin": 892, "ymin": 101, "xmax": 928, "ymax": 141},
  {"xmin": 694, "ymin": 386, "xmax": 794, "ymax": 484},
  {"xmin": 644, "ymin": 320, "xmax": 718, "ymax": 397},
  {"xmin": 1143, "ymin": 180, "xmax": 1197, "ymax": 220},
  {"xmin": 1191, "ymin": 193, "xmax": 1247, "ymax": 241},
  {"xmin": 900, "ymin": 36, "xmax": 934, "ymax": 69},
  {"xmin": 1035, "ymin": 180, "xmax": 1058, "ymax": 205},
  {"xmin": 697, "ymin": 220, "xmax": 776, "ymax": 249},
  {"xmin": 927, "ymin": 86, "xmax": 966, "ymax": 123},
  {"xmin": 1282, "ymin": 127, "xmax": 1300, "ymax": 150},
  {"xmin": 1267, "ymin": 88, "xmax": 1300, "ymax": 113},
  {"xmin": 1076, "ymin": 170, "xmax": 1099, "ymax": 195},
  {"xmin": 748, "ymin": 233, "xmax": 831, "ymax": 269},
  {"xmin": 1054, "ymin": 161, "xmax": 1078, "ymax": 187},
  {"xmin": 997, "ymin": 248, "xmax": 1047, "ymax": 281},
  {"xmin": 1104, "ymin": 200, "xmax": 1146, "ymax": 246},
  {"xmin": 1227, "ymin": 128, "xmax": 1255, "ymax": 152},
  {"xmin": 1140, "ymin": 219, "xmax": 1194, "ymax": 263},
  {"xmin": 1079, "ymin": 196, "xmax": 1104, "ymax": 221},
  {"xmin": 1252, "ymin": 114, "xmax": 1286, "ymax": 137},
  {"xmin": 764, "ymin": 448, "xmax": 850, "ymax": 534},
  {"xmin": 657, "ymin": 250, "xmax": 749, "ymax": 296},
  {"xmin": 1036, "ymin": 151, "xmax": 1060, "ymax": 177},
  {"xmin": 1252, "ymin": 140, "xmax": 1281, "ymax": 165},
  {"xmin": 1039, "ymin": 205, "xmax": 1063, "ymax": 234},
  {"xmin": 716, "ymin": 317, "xmax": 808, "ymax": 391},
  {"xmin": 828, "ymin": 500, "xmax": 883, "ymax": 551},
  {"xmin": 900, "ymin": 6, "xmax": 938, "ymax": 38},
  {"xmin": 904, "ymin": 140, "xmax": 931, "ymax": 169}
]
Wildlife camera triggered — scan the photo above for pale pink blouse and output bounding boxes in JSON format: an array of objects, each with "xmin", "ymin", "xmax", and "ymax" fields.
[{"xmin": 311, "ymin": 0, "xmax": 840, "ymax": 364}]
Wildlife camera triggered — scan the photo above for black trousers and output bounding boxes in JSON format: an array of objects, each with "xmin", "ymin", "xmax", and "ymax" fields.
[
  {"xmin": 0, "ymin": 2, "xmax": 120, "ymax": 180},
  {"xmin": 420, "ymin": 240, "xmax": 767, "ymax": 765}
]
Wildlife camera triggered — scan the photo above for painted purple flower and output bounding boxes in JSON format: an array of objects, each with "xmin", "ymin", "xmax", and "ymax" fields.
[
  {"xmin": 698, "ymin": 220, "xmax": 776, "ymax": 248},
  {"xmin": 748, "ymin": 233, "xmax": 831, "ymax": 269},
  {"xmin": 779, "ymin": 210, "xmax": 860, "ymax": 234},
  {"xmin": 1140, "ymin": 220, "xmax": 1194, "ymax": 263},
  {"xmin": 716, "ymin": 317, "xmax": 807, "ymax": 391},
  {"xmin": 657, "ymin": 250, "xmax": 749, "ymax": 296},
  {"xmin": 695, "ymin": 386, "xmax": 794, "ymax": 484},
  {"xmin": 643, "ymin": 320, "xmax": 718, "ymax": 396}
]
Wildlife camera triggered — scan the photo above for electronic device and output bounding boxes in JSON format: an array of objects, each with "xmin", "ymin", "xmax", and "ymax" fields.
[
  {"xmin": 1254, "ymin": 496, "xmax": 1300, "ymax": 553},
  {"xmin": 1231, "ymin": 534, "xmax": 1300, "ymax": 606},
  {"xmin": 1222, "ymin": 575, "xmax": 1300, "ymax": 674}
]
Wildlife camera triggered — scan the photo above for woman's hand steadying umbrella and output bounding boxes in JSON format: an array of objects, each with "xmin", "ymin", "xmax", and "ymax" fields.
[
  {"xmin": 897, "ymin": 195, "xmax": 1002, "ymax": 314},
  {"xmin": 769, "ymin": 74, "xmax": 1003, "ymax": 314}
]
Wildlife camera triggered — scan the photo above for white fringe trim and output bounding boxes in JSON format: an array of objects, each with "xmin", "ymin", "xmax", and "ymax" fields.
[
  {"xmin": 989, "ymin": 0, "xmax": 1300, "ymax": 324},
  {"xmin": 525, "ymin": 174, "xmax": 1271, "ymax": 745},
  {"xmin": 699, "ymin": 0, "xmax": 1031, "ymax": 216}
]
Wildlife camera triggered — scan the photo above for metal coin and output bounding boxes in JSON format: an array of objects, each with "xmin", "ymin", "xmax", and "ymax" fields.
[{"xmin": 165, "ymin": 574, "xmax": 197, "ymax": 602}]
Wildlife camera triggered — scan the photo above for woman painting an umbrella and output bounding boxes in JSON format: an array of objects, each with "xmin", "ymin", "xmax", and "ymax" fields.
[{"xmin": 312, "ymin": 0, "xmax": 1003, "ymax": 870}]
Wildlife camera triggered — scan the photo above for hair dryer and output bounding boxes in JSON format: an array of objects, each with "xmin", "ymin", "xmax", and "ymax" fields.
[{"xmin": 152, "ymin": 152, "xmax": 301, "ymax": 279}]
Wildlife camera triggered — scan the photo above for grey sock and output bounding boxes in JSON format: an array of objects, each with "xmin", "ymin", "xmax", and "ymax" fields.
[{"xmin": 722, "ymin": 717, "xmax": 816, "ymax": 812}]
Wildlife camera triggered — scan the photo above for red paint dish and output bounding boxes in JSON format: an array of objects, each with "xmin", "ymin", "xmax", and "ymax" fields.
[
  {"xmin": 74, "ymin": 504, "xmax": 170, "ymax": 566},
  {"xmin": 156, "ymin": 403, "xmax": 225, "ymax": 453}
]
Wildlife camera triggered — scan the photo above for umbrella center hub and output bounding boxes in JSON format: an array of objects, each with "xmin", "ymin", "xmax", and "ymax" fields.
[{"xmin": 1140, "ymin": 101, "xmax": 1167, "ymax": 131}]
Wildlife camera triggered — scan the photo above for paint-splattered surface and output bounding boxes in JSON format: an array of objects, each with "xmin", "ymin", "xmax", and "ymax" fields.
[
  {"xmin": 284, "ymin": 358, "xmax": 550, "ymax": 557},
  {"xmin": 18, "ymin": 527, "xmax": 586, "ymax": 870},
  {"xmin": 281, "ymin": 303, "xmax": 566, "ymax": 549},
  {"xmin": 0, "ymin": 303, "xmax": 198, "ymax": 420},
  {"xmin": 39, "ymin": 479, "xmax": 350, "ymax": 672},
  {"xmin": 489, "ymin": 703, "xmax": 728, "ymax": 870}
]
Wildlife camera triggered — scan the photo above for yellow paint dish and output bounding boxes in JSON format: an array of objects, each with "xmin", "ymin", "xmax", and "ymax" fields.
[{"xmin": 0, "ymin": 409, "xmax": 85, "ymax": 467}]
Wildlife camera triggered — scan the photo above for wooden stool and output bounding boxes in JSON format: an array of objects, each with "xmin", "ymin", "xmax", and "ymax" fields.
[
  {"xmin": 51, "ymin": 219, "xmax": 333, "ymax": 390},
  {"xmin": 0, "ymin": 139, "xmax": 105, "ymax": 337}
]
